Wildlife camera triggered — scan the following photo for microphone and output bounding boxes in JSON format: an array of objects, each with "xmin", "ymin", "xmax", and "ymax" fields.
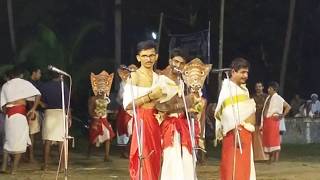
[
  {"xmin": 120, "ymin": 65, "xmax": 136, "ymax": 72},
  {"xmin": 48, "ymin": 65, "xmax": 70, "ymax": 76},
  {"xmin": 211, "ymin": 68, "xmax": 232, "ymax": 73}
]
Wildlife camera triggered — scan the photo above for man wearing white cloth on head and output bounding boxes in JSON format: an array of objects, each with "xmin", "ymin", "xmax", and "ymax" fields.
[{"xmin": 0, "ymin": 67, "xmax": 41, "ymax": 174}]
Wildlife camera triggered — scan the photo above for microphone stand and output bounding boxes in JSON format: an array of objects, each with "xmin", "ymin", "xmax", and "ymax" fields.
[
  {"xmin": 224, "ymin": 71, "xmax": 242, "ymax": 180},
  {"xmin": 58, "ymin": 74, "xmax": 72, "ymax": 180},
  {"xmin": 128, "ymin": 72, "xmax": 143, "ymax": 180},
  {"xmin": 178, "ymin": 75, "xmax": 197, "ymax": 180}
]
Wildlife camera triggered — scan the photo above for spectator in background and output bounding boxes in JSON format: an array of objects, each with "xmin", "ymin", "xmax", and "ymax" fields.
[
  {"xmin": 252, "ymin": 82, "xmax": 269, "ymax": 161},
  {"xmin": 289, "ymin": 94, "xmax": 305, "ymax": 117},
  {"xmin": 296, "ymin": 100, "xmax": 313, "ymax": 117},
  {"xmin": 26, "ymin": 66, "xmax": 46, "ymax": 162},
  {"xmin": 41, "ymin": 72, "xmax": 71, "ymax": 171},
  {"xmin": 310, "ymin": 93, "xmax": 320, "ymax": 117},
  {"xmin": 261, "ymin": 81, "xmax": 291, "ymax": 163}
]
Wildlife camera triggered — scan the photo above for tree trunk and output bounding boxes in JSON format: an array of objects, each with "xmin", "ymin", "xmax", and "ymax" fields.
[
  {"xmin": 7, "ymin": 0, "xmax": 17, "ymax": 62},
  {"xmin": 114, "ymin": 0, "xmax": 122, "ymax": 87},
  {"xmin": 279, "ymin": 0, "xmax": 296, "ymax": 95},
  {"xmin": 218, "ymin": 0, "xmax": 225, "ymax": 91}
]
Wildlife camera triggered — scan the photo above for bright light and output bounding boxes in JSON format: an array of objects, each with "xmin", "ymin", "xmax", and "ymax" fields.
[{"xmin": 151, "ymin": 32, "xmax": 157, "ymax": 40}]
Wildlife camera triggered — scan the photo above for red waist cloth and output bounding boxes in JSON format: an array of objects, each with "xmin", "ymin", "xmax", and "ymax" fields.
[
  {"xmin": 6, "ymin": 105, "xmax": 27, "ymax": 118},
  {"xmin": 161, "ymin": 113, "xmax": 192, "ymax": 154},
  {"xmin": 262, "ymin": 116, "xmax": 280, "ymax": 151},
  {"xmin": 221, "ymin": 127, "xmax": 253, "ymax": 180},
  {"xmin": 89, "ymin": 117, "xmax": 115, "ymax": 144},
  {"xmin": 194, "ymin": 119, "xmax": 200, "ymax": 146},
  {"xmin": 129, "ymin": 108, "xmax": 161, "ymax": 180},
  {"xmin": 116, "ymin": 107, "xmax": 132, "ymax": 136}
]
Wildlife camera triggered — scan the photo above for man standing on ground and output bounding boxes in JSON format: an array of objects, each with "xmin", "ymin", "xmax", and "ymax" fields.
[
  {"xmin": 27, "ymin": 66, "xmax": 45, "ymax": 162},
  {"xmin": 41, "ymin": 72, "xmax": 71, "ymax": 171},
  {"xmin": 0, "ymin": 67, "xmax": 41, "ymax": 174},
  {"xmin": 252, "ymin": 82, "xmax": 269, "ymax": 161},
  {"xmin": 156, "ymin": 48, "xmax": 196, "ymax": 179},
  {"xmin": 123, "ymin": 40, "xmax": 164, "ymax": 179},
  {"xmin": 261, "ymin": 81, "xmax": 291, "ymax": 163},
  {"xmin": 215, "ymin": 58, "xmax": 256, "ymax": 180}
]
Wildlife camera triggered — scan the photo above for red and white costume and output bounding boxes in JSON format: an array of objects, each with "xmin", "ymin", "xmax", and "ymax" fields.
[
  {"xmin": 0, "ymin": 78, "xmax": 40, "ymax": 153},
  {"xmin": 261, "ymin": 93, "xmax": 285, "ymax": 153},
  {"xmin": 123, "ymin": 72, "xmax": 166, "ymax": 180},
  {"xmin": 215, "ymin": 79, "xmax": 256, "ymax": 180},
  {"xmin": 159, "ymin": 77, "xmax": 195, "ymax": 180}
]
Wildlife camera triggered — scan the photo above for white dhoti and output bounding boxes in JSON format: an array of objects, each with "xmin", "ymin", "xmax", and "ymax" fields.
[
  {"xmin": 4, "ymin": 114, "xmax": 31, "ymax": 154},
  {"xmin": 29, "ymin": 111, "xmax": 41, "ymax": 135},
  {"xmin": 42, "ymin": 109, "xmax": 64, "ymax": 142},
  {"xmin": 161, "ymin": 131, "xmax": 195, "ymax": 180}
]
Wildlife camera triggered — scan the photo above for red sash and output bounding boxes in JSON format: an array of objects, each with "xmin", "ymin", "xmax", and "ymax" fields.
[
  {"xmin": 129, "ymin": 108, "xmax": 161, "ymax": 180},
  {"xmin": 6, "ymin": 105, "xmax": 27, "ymax": 118},
  {"xmin": 89, "ymin": 117, "xmax": 115, "ymax": 144},
  {"xmin": 161, "ymin": 113, "xmax": 192, "ymax": 154}
]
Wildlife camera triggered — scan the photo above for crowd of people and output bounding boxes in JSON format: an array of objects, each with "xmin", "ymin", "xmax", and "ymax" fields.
[
  {"xmin": 0, "ymin": 39, "xmax": 316, "ymax": 179},
  {"xmin": 0, "ymin": 66, "xmax": 70, "ymax": 174},
  {"xmin": 290, "ymin": 93, "xmax": 320, "ymax": 118}
]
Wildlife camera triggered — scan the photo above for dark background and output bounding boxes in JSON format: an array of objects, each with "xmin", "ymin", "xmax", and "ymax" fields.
[{"xmin": 0, "ymin": 0, "xmax": 319, "ymax": 118}]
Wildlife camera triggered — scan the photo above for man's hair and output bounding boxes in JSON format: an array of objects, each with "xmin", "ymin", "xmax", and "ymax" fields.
[
  {"xmin": 28, "ymin": 64, "xmax": 41, "ymax": 74},
  {"xmin": 230, "ymin": 57, "xmax": 250, "ymax": 71},
  {"xmin": 136, "ymin": 40, "xmax": 157, "ymax": 54},
  {"xmin": 268, "ymin": 81, "xmax": 279, "ymax": 92},
  {"xmin": 8, "ymin": 66, "xmax": 24, "ymax": 79},
  {"xmin": 255, "ymin": 81, "xmax": 264, "ymax": 86},
  {"xmin": 170, "ymin": 48, "xmax": 186, "ymax": 59}
]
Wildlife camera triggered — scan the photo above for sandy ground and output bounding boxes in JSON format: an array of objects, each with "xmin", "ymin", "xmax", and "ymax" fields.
[{"xmin": 0, "ymin": 143, "xmax": 319, "ymax": 180}]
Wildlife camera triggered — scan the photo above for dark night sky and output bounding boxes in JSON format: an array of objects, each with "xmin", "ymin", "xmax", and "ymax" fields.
[{"xmin": 0, "ymin": 0, "xmax": 319, "ymax": 104}]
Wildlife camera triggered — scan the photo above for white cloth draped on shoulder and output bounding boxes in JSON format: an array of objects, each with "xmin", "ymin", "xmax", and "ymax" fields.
[
  {"xmin": 214, "ymin": 79, "xmax": 256, "ymax": 140},
  {"xmin": 122, "ymin": 72, "xmax": 179, "ymax": 110},
  {"xmin": 1, "ymin": 78, "xmax": 41, "ymax": 108}
]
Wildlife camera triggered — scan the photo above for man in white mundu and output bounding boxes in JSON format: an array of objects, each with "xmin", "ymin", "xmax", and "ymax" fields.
[
  {"xmin": 215, "ymin": 58, "xmax": 256, "ymax": 180},
  {"xmin": 0, "ymin": 67, "xmax": 41, "ymax": 174},
  {"xmin": 155, "ymin": 48, "xmax": 195, "ymax": 180}
]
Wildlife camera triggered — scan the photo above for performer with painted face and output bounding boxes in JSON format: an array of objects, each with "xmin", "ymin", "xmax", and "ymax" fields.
[{"xmin": 88, "ymin": 70, "xmax": 115, "ymax": 162}]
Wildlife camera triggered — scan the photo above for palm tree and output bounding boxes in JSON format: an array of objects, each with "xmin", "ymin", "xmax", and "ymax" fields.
[{"xmin": 280, "ymin": 0, "xmax": 296, "ymax": 95}]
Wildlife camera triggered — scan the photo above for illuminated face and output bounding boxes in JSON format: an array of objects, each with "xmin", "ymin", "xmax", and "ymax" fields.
[
  {"xmin": 136, "ymin": 48, "xmax": 158, "ymax": 69},
  {"xmin": 231, "ymin": 68, "xmax": 249, "ymax": 85},
  {"xmin": 170, "ymin": 56, "xmax": 186, "ymax": 74},
  {"xmin": 255, "ymin": 83, "xmax": 264, "ymax": 94}
]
